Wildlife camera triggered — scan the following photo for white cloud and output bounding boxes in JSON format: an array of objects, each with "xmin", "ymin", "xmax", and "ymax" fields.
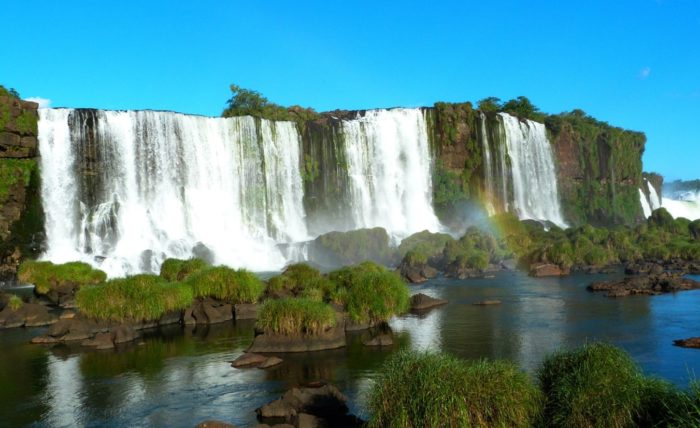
[
  {"xmin": 25, "ymin": 97, "xmax": 51, "ymax": 108},
  {"xmin": 639, "ymin": 66, "xmax": 651, "ymax": 79}
]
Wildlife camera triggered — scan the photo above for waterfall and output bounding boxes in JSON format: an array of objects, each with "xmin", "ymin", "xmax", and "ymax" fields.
[
  {"xmin": 479, "ymin": 112, "xmax": 496, "ymax": 215},
  {"xmin": 341, "ymin": 109, "xmax": 441, "ymax": 238},
  {"xmin": 498, "ymin": 113, "xmax": 567, "ymax": 227},
  {"xmin": 662, "ymin": 190, "xmax": 700, "ymax": 220},
  {"xmin": 639, "ymin": 188, "xmax": 652, "ymax": 218},
  {"xmin": 647, "ymin": 181, "xmax": 661, "ymax": 210},
  {"xmin": 38, "ymin": 109, "xmax": 308, "ymax": 277}
]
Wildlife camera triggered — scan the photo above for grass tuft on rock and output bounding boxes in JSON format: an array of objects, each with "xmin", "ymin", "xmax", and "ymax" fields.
[
  {"xmin": 159, "ymin": 258, "xmax": 208, "ymax": 282},
  {"xmin": 8, "ymin": 294, "xmax": 23, "ymax": 311},
  {"xmin": 18, "ymin": 260, "xmax": 107, "ymax": 295},
  {"xmin": 266, "ymin": 263, "xmax": 335, "ymax": 301},
  {"xmin": 256, "ymin": 298, "xmax": 336, "ymax": 336},
  {"xmin": 330, "ymin": 261, "xmax": 409, "ymax": 324},
  {"xmin": 76, "ymin": 274, "xmax": 193, "ymax": 322},
  {"xmin": 185, "ymin": 266, "xmax": 264, "ymax": 304},
  {"xmin": 368, "ymin": 350, "xmax": 541, "ymax": 428}
]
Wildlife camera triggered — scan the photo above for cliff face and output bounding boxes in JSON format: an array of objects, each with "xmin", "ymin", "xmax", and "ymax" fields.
[{"xmin": 0, "ymin": 94, "xmax": 44, "ymax": 281}]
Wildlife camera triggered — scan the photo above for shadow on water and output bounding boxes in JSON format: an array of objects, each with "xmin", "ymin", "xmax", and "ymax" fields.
[{"xmin": 1, "ymin": 271, "xmax": 699, "ymax": 427}]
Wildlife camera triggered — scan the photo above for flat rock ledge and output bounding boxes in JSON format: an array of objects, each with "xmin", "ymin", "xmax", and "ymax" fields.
[
  {"xmin": 0, "ymin": 302, "xmax": 57, "ymax": 329},
  {"xmin": 247, "ymin": 327, "xmax": 346, "ymax": 353},
  {"xmin": 673, "ymin": 337, "xmax": 700, "ymax": 349},
  {"xmin": 255, "ymin": 382, "xmax": 363, "ymax": 428},
  {"xmin": 588, "ymin": 274, "xmax": 700, "ymax": 297},
  {"xmin": 410, "ymin": 293, "xmax": 447, "ymax": 311},
  {"xmin": 231, "ymin": 353, "xmax": 284, "ymax": 369}
]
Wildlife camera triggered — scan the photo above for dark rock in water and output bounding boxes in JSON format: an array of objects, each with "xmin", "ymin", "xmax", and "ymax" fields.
[
  {"xmin": 248, "ymin": 327, "xmax": 346, "ymax": 353},
  {"xmin": 307, "ymin": 228, "xmax": 397, "ymax": 268},
  {"xmin": 231, "ymin": 352, "xmax": 268, "ymax": 368},
  {"xmin": 473, "ymin": 300, "xmax": 501, "ymax": 306},
  {"xmin": 256, "ymin": 382, "xmax": 362, "ymax": 427},
  {"xmin": 363, "ymin": 334, "xmax": 393, "ymax": 347},
  {"xmin": 234, "ymin": 303, "xmax": 259, "ymax": 320},
  {"xmin": 500, "ymin": 259, "xmax": 518, "ymax": 271},
  {"xmin": 588, "ymin": 274, "xmax": 700, "ymax": 297},
  {"xmin": 112, "ymin": 324, "xmax": 139, "ymax": 344},
  {"xmin": 530, "ymin": 263, "xmax": 570, "ymax": 277},
  {"xmin": 398, "ymin": 257, "xmax": 439, "ymax": 284},
  {"xmin": 258, "ymin": 356, "xmax": 284, "ymax": 369},
  {"xmin": 0, "ymin": 301, "xmax": 56, "ymax": 329},
  {"xmin": 410, "ymin": 293, "xmax": 447, "ymax": 311},
  {"xmin": 194, "ymin": 421, "xmax": 237, "ymax": 428},
  {"xmin": 673, "ymin": 337, "xmax": 700, "ymax": 349},
  {"xmin": 188, "ymin": 298, "xmax": 233, "ymax": 324},
  {"xmin": 81, "ymin": 332, "xmax": 115, "ymax": 350},
  {"xmin": 158, "ymin": 310, "xmax": 183, "ymax": 326}
]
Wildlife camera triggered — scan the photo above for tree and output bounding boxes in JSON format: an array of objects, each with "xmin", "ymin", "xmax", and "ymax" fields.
[
  {"xmin": 222, "ymin": 84, "xmax": 272, "ymax": 117},
  {"xmin": 477, "ymin": 97, "xmax": 502, "ymax": 113},
  {"xmin": 501, "ymin": 96, "xmax": 541, "ymax": 119}
]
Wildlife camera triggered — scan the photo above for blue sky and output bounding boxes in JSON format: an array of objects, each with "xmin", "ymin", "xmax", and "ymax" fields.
[{"xmin": 2, "ymin": 0, "xmax": 698, "ymax": 179}]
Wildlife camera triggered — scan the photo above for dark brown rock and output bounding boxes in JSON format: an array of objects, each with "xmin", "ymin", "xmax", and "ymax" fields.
[
  {"xmin": 81, "ymin": 332, "xmax": 115, "ymax": 350},
  {"xmin": 248, "ymin": 327, "xmax": 346, "ymax": 353},
  {"xmin": 231, "ymin": 352, "xmax": 268, "ymax": 368},
  {"xmin": 530, "ymin": 263, "xmax": 570, "ymax": 277},
  {"xmin": 588, "ymin": 274, "xmax": 700, "ymax": 297},
  {"xmin": 258, "ymin": 356, "xmax": 284, "ymax": 369},
  {"xmin": 112, "ymin": 324, "xmax": 139, "ymax": 344},
  {"xmin": 234, "ymin": 303, "xmax": 259, "ymax": 320},
  {"xmin": 363, "ymin": 334, "xmax": 393, "ymax": 347},
  {"xmin": 410, "ymin": 293, "xmax": 447, "ymax": 311},
  {"xmin": 673, "ymin": 337, "xmax": 700, "ymax": 349},
  {"xmin": 0, "ymin": 132, "xmax": 20, "ymax": 147},
  {"xmin": 473, "ymin": 300, "xmax": 502, "ymax": 306},
  {"xmin": 194, "ymin": 421, "xmax": 237, "ymax": 428}
]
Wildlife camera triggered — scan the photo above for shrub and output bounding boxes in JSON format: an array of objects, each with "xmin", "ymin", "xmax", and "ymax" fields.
[
  {"xmin": 256, "ymin": 298, "xmax": 336, "ymax": 335},
  {"xmin": 76, "ymin": 274, "xmax": 193, "ymax": 322},
  {"xmin": 368, "ymin": 351, "xmax": 541, "ymax": 428},
  {"xmin": 159, "ymin": 258, "xmax": 208, "ymax": 281},
  {"xmin": 398, "ymin": 230, "xmax": 454, "ymax": 259},
  {"xmin": 330, "ymin": 262, "xmax": 409, "ymax": 324},
  {"xmin": 538, "ymin": 343, "xmax": 644, "ymax": 428},
  {"xmin": 8, "ymin": 294, "xmax": 23, "ymax": 311},
  {"xmin": 18, "ymin": 260, "xmax": 107, "ymax": 295},
  {"xmin": 186, "ymin": 266, "xmax": 264, "ymax": 304},
  {"xmin": 266, "ymin": 263, "xmax": 335, "ymax": 301}
]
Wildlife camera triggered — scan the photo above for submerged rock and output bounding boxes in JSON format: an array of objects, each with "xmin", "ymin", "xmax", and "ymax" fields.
[
  {"xmin": 248, "ymin": 327, "xmax": 346, "ymax": 353},
  {"xmin": 409, "ymin": 293, "xmax": 447, "ymax": 311},
  {"xmin": 473, "ymin": 300, "xmax": 502, "ymax": 306},
  {"xmin": 194, "ymin": 421, "xmax": 237, "ymax": 428},
  {"xmin": 530, "ymin": 263, "xmax": 570, "ymax": 277},
  {"xmin": 231, "ymin": 352, "xmax": 268, "ymax": 368},
  {"xmin": 673, "ymin": 337, "xmax": 700, "ymax": 349}
]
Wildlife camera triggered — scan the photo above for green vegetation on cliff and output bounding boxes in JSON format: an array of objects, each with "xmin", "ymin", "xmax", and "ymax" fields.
[{"xmin": 222, "ymin": 84, "xmax": 319, "ymax": 124}]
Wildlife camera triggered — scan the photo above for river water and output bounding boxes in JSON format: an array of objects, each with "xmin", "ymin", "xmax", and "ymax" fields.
[{"xmin": 1, "ymin": 270, "xmax": 699, "ymax": 427}]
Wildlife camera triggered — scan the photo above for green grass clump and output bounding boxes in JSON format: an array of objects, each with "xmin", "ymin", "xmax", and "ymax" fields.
[
  {"xmin": 8, "ymin": 295, "xmax": 23, "ymax": 311},
  {"xmin": 266, "ymin": 263, "xmax": 335, "ymax": 301},
  {"xmin": 159, "ymin": 258, "xmax": 208, "ymax": 281},
  {"xmin": 329, "ymin": 262, "xmax": 410, "ymax": 324},
  {"xmin": 256, "ymin": 298, "xmax": 336, "ymax": 336},
  {"xmin": 368, "ymin": 350, "xmax": 541, "ymax": 428},
  {"xmin": 18, "ymin": 260, "xmax": 107, "ymax": 295},
  {"xmin": 538, "ymin": 343, "xmax": 644, "ymax": 428},
  {"xmin": 186, "ymin": 266, "xmax": 264, "ymax": 304},
  {"xmin": 76, "ymin": 274, "xmax": 193, "ymax": 322}
]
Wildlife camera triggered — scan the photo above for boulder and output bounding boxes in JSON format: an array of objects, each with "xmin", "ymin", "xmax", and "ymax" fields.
[
  {"xmin": 673, "ymin": 337, "xmax": 700, "ymax": 349},
  {"xmin": 81, "ymin": 332, "xmax": 115, "ymax": 350},
  {"xmin": 248, "ymin": 327, "xmax": 346, "ymax": 353},
  {"xmin": 231, "ymin": 352, "xmax": 268, "ymax": 368},
  {"xmin": 530, "ymin": 263, "xmax": 570, "ymax": 277},
  {"xmin": 409, "ymin": 293, "xmax": 447, "ymax": 311},
  {"xmin": 0, "ymin": 302, "xmax": 56, "ymax": 329},
  {"xmin": 258, "ymin": 356, "xmax": 284, "ymax": 369},
  {"xmin": 112, "ymin": 324, "xmax": 139, "ymax": 344},
  {"xmin": 234, "ymin": 303, "xmax": 259, "ymax": 320},
  {"xmin": 363, "ymin": 334, "xmax": 393, "ymax": 347},
  {"xmin": 189, "ymin": 298, "xmax": 233, "ymax": 324},
  {"xmin": 256, "ymin": 383, "xmax": 354, "ymax": 426}
]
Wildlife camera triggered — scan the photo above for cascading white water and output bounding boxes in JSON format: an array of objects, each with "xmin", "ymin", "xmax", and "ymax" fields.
[
  {"xmin": 479, "ymin": 112, "xmax": 496, "ymax": 215},
  {"xmin": 341, "ymin": 109, "xmax": 441, "ymax": 238},
  {"xmin": 647, "ymin": 181, "xmax": 661, "ymax": 210},
  {"xmin": 498, "ymin": 113, "xmax": 567, "ymax": 227},
  {"xmin": 39, "ymin": 109, "xmax": 308, "ymax": 277},
  {"xmin": 639, "ymin": 188, "xmax": 653, "ymax": 218},
  {"xmin": 662, "ymin": 190, "xmax": 700, "ymax": 220}
]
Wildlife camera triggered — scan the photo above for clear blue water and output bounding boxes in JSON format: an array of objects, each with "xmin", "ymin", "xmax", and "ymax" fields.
[{"xmin": 1, "ymin": 270, "xmax": 699, "ymax": 427}]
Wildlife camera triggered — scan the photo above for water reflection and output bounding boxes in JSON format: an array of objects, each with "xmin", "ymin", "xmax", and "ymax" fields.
[{"xmin": 0, "ymin": 271, "xmax": 699, "ymax": 427}]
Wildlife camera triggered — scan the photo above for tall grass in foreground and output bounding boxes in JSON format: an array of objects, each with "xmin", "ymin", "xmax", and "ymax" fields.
[
  {"xmin": 18, "ymin": 260, "xmax": 106, "ymax": 294},
  {"xmin": 256, "ymin": 298, "xmax": 336, "ymax": 335},
  {"xmin": 266, "ymin": 263, "xmax": 335, "ymax": 301},
  {"xmin": 367, "ymin": 351, "xmax": 541, "ymax": 428},
  {"xmin": 186, "ymin": 266, "xmax": 264, "ymax": 304},
  {"xmin": 76, "ymin": 274, "xmax": 193, "ymax": 322},
  {"xmin": 159, "ymin": 258, "xmax": 208, "ymax": 281}
]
